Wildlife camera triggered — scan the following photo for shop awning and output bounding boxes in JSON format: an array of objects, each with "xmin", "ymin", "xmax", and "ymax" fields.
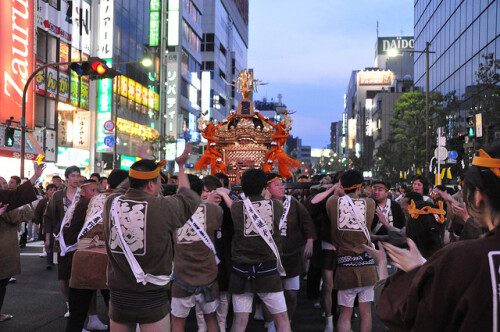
[{"xmin": 0, "ymin": 127, "xmax": 44, "ymax": 161}]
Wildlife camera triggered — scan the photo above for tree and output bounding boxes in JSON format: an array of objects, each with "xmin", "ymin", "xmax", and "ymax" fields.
[{"xmin": 389, "ymin": 91, "xmax": 449, "ymax": 172}]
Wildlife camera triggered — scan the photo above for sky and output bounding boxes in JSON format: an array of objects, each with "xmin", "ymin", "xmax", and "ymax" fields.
[{"xmin": 248, "ymin": 0, "xmax": 414, "ymax": 148}]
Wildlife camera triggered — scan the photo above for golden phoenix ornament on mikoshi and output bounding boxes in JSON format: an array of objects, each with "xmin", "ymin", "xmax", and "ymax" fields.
[{"xmin": 194, "ymin": 69, "xmax": 300, "ymax": 183}]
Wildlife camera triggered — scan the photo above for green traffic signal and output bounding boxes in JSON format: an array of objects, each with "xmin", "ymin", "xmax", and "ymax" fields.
[
  {"xmin": 4, "ymin": 127, "xmax": 15, "ymax": 147},
  {"xmin": 468, "ymin": 127, "xmax": 475, "ymax": 138}
]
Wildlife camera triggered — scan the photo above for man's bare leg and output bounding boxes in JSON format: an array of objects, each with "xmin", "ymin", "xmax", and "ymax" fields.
[
  {"xmin": 231, "ymin": 313, "xmax": 250, "ymax": 332},
  {"xmin": 321, "ymin": 269, "xmax": 334, "ymax": 331},
  {"xmin": 203, "ymin": 312, "xmax": 219, "ymax": 332},
  {"xmin": 272, "ymin": 311, "xmax": 291, "ymax": 332},
  {"xmin": 109, "ymin": 319, "xmax": 135, "ymax": 332},
  {"xmin": 358, "ymin": 301, "xmax": 372, "ymax": 332},
  {"xmin": 140, "ymin": 314, "xmax": 170, "ymax": 332},
  {"xmin": 171, "ymin": 314, "xmax": 186, "ymax": 332},
  {"xmin": 336, "ymin": 306, "xmax": 353, "ymax": 332}
]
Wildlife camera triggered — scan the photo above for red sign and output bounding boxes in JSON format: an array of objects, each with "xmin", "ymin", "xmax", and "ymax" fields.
[{"xmin": 0, "ymin": 1, "xmax": 35, "ymax": 129}]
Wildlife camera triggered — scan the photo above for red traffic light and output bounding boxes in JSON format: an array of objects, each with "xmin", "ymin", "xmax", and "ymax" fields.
[
  {"xmin": 91, "ymin": 61, "xmax": 107, "ymax": 75},
  {"xmin": 70, "ymin": 57, "xmax": 119, "ymax": 80}
]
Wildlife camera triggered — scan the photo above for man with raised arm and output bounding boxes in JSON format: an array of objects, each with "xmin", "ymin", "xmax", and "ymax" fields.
[{"xmin": 103, "ymin": 145, "xmax": 200, "ymax": 331}]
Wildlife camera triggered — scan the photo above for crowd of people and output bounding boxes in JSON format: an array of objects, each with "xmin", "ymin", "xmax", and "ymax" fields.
[{"xmin": 0, "ymin": 142, "xmax": 498, "ymax": 332}]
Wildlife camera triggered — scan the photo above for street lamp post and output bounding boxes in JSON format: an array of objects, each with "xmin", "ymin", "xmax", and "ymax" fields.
[{"xmin": 20, "ymin": 61, "xmax": 73, "ymax": 178}]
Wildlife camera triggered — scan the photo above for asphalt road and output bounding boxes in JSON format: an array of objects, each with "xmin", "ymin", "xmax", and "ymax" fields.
[{"xmin": 1, "ymin": 242, "xmax": 386, "ymax": 331}]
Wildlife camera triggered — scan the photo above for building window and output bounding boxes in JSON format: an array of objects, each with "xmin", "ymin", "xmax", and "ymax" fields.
[
  {"xmin": 47, "ymin": 35, "xmax": 58, "ymax": 63},
  {"xmin": 220, "ymin": 43, "xmax": 226, "ymax": 56},
  {"xmin": 182, "ymin": 20, "xmax": 201, "ymax": 52},
  {"xmin": 202, "ymin": 33, "xmax": 214, "ymax": 52},
  {"xmin": 219, "ymin": 70, "xmax": 226, "ymax": 81},
  {"xmin": 202, "ymin": 61, "xmax": 214, "ymax": 71},
  {"xmin": 36, "ymin": 29, "xmax": 47, "ymax": 62}
]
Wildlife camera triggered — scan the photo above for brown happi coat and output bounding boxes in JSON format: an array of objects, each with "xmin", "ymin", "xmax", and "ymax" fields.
[
  {"xmin": 229, "ymin": 195, "xmax": 284, "ymax": 293},
  {"xmin": 326, "ymin": 193, "xmax": 378, "ymax": 290},
  {"xmin": 376, "ymin": 225, "xmax": 500, "ymax": 331},
  {"xmin": 280, "ymin": 196, "xmax": 317, "ymax": 277},
  {"xmin": 103, "ymin": 187, "xmax": 200, "ymax": 293},
  {"xmin": 172, "ymin": 201, "xmax": 223, "ymax": 297}
]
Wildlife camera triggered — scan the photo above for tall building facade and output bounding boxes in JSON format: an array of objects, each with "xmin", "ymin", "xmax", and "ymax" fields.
[
  {"xmin": 94, "ymin": 0, "xmax": 161, "ymax": 172},
  {"xmin": 163, "ymin": 0, "xmax": 248, "ymax": 164},
  {"xmin": 330, "ymin": 121, "xmax": 342, "ymax": 155},
  {"xmin": 201, "ymin": 0, "xmax": 248, "ymax": 121},
  {"xmin": 414, "ymin": 0, "xmax": 499, "ymax": 99}
]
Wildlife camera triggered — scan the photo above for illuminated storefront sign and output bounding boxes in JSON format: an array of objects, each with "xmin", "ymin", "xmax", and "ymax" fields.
[
  {"xmin": 120, "ymin": 155, "xmax": 140, "ymax": 171},
  {"xmin": 37, "ymin": 0, "xmax": 72, "ymax": 43},
  {"xmin": 71, "ymin": 0, "xmax": 91, "ymax": 54},
  {"xmin": 98, "ymin": 0, "xmax": 114, "ymax": 58},
  {"xmin": 377, "ymin": 36, "xmax": 414, "ymax": 55},
  {"xmin": 1, "ymin": 0, "xmax": 35, "ymax": 128},
  {"xmin": 167, "ymin": 0, "xmax": 180, "ymax": 46},
  {"xmin": 358, "ymin": 70, "xmax": 394, "ymax": 86},
  {"xmin": 96, "ymin": 74, "xmax": 113, "ymax": 153},
  {"xmin": 35, "ymin": 62, "xmax": 70, "ymax": 102},
  {"xmin": 149, "ymin": 0, "xmax": 161, "ymax": 47},
  {"xmin": 114, "ymin": 75, "xmax": 160, "ymax": 110},
  {"xmin": 117, "ymin": 117, "xmax": 159, "ymax": 140},
  {"xmin": 348, "ymin": 118, "xmax": 357, "ymax": 150},
  {"xmin": 57, "ymin": 146, "xmax": 90, "ymax": 168}
]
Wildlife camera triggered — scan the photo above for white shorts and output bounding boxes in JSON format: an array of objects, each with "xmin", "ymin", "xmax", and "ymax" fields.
[
  {"xmin": 282, "ymin": 276, "xmax": 300, "ymax": 291},
  {"xmin": 337, "ymin": 286, "xmax": 374, "ymax": 307},
  {"xmin": 171, "ymin": 294, "xmax": 219, "ymax": 318},
  {"xmin": 232, "ymin": 292, "xmax": 287, "ymax": 315}
]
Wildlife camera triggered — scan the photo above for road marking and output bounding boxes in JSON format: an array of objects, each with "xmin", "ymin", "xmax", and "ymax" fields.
[{"xmin": 20, "ymin": 253, "xmax": 45, "ymax": 257}]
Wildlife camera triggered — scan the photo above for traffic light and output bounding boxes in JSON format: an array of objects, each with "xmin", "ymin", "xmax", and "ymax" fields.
[
  {"xmin": 4, "ymin": 127, "xmax": 15, "ymax": 147},
  {"xmin": 466, "ymin": 115, "xmax": 475, "ymax": 138},
  {"xmin": 70, "ymin": 57, "xmax": 119, "ymax": 80}
]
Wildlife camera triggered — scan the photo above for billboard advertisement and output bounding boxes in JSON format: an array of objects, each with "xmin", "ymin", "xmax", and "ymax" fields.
[
  {"xmin": 377, "ymin": 36, "xmax": 414, "ymax": 55},
  {"xmin": 0, "ymin": 1, "xmax": 35, "ymax": 129}
]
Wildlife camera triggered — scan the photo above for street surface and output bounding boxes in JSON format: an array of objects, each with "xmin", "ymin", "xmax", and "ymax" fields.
[{"xmin": 2, "ymin": 242, "xmax": 385, "ymax": 331}]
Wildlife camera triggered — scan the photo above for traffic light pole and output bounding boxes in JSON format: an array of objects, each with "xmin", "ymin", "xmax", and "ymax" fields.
[{"xmin": 20, "ymin": 61, "xmax": 73, "ymax": 178}]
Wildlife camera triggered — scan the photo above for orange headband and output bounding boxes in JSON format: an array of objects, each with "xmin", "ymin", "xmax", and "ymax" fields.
[
  {"xmin": 129, "ymin": 160, "xmax": 167, "ymax": 180},
  {"xmin": 472, "ymin": 149, "xmax": 500, "ymax": 177},
  {"xmin": 267, "ymin": 177, "xmax": 282, "ymax": 185},
  {"xmin": 342, "ymin": 183, "xmax": 362, "ymax": 191},
  {"xmin": 408, "ymin": 200, "xmax": 446, "ymax": 224}
]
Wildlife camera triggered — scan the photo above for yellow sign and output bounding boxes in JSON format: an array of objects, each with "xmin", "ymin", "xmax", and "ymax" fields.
[
  {"xmin": 116, "ymin": 117, "xmax": 159, "ymax": 140},
  {"xmin": 135, "ymin": 84, "xmax": 142, "ymax": 104},
  {"xmin": 128, "ymin": 79, "xmax": 136, "ymax": 100},
  {"xmin": 141, "ymin": 86, "xmax": 149, "ymax": 106}
]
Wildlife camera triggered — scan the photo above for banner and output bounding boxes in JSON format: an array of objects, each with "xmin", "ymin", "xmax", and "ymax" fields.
[{"xmin": 0, "ymin": 0, "xmax": 35, "ymax": 128}]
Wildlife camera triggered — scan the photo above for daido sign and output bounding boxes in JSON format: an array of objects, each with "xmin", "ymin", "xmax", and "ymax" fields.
[
  {"xmin": 377, "ymin": 36, "xmax": 414, "ymax": 55},
  {"xmin": 0, "ymin": 0, "xmax": 35, "ymax": 128}
]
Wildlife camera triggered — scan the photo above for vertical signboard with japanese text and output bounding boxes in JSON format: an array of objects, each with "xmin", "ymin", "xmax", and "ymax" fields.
[
  {"xmin": 149, "ymin": 0, "xmax": 161, "ymax": 47},
  {"xmin": 98, "ymin": 0, "xmax": 114, "ymax": 59},
  {"xmin": 96, "ymin": 76, "xmax": 113, "ymax": 153},
  {"xmin": 96, "ymin": 0, "xmax": 114, "ymax": 152},
  {"xmin": 166, "ymin": 53, "xmax": 179, "ymax": 137},
  {"xmin": 0, "ymin": 1, "xmax": 35, "ymax": 128}
]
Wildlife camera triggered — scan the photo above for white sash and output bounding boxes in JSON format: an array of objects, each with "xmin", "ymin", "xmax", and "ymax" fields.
[
  {"xmin": 373, "ymin": 199, "xmax": 392, "ymax": 234},
  {"xmin": 78, "ymin": 194, "xmax": 107, "ymax": 240},
  {"xmin": 187, "ymin": 218, "xmax": 220, "ymax": 265},
  {"xmin": 78, "ymin": 211, "xmax": 102, "ymax": 240},
  {"xmin": 279, "ymin": 195, "xmax": 292, "ymax": 233},
  {"xmin": 240, "ymin": 194, "xmax": 286, "ymax": 276},
  {"xmin": 340, "ymin": 195, "xmax": 371, "ymax": 242},
  {"xmin": 110, "ymin": 196, "xmax": 171, "ymax": 286},
  {"xmin": 55, "ymin": 188, "xmax": 82, "ymax": 256}
]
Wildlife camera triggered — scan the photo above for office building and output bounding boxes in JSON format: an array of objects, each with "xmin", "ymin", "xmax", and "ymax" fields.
[
  {"xmin": 94, "ymin": 0, "xmax": 161, "ymax": 172},
  {"xmin": 201, "ymin": 0, "xmax": 249, "ymax": 121}
]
